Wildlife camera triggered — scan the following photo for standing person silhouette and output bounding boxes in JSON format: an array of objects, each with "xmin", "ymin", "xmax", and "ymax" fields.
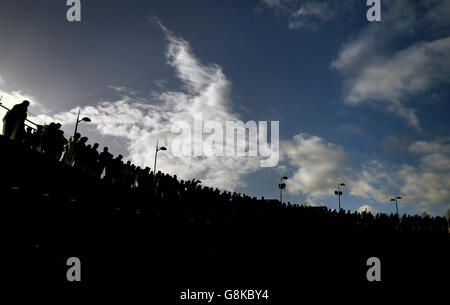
[
  {"xmin": 63, "ymin": 132, "xmax": 81, "ymax": 166},
  {"xmin": 2, "ymin": 100, "xmax": 30, "ymax": 141},
  {"xmin": 97, "ymin": 146, "xmax": 113, "ymax": 179}
]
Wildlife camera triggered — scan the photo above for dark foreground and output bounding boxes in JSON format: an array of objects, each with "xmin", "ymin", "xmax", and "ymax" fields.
[{"xmin": 1, "ymin": 135, "xmax": 448, "ymax": 302}]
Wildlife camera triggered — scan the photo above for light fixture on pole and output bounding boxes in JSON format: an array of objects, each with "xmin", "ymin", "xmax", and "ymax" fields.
[
  {"xmin": 278, "ymin": 176, "xmax": 288, "ymax": 203},
  {"xmin": 74, "ymin": 108, "xmax": 91, "ymax": 137},
  {"xmin": 154, "ymin": 139, "xmax": 167, "ymax": 173},
  {"xmin": 390, "ymin": 194, "xmax": 402, "ymax": 216},
  {"xmin": 334, "ymin": 182, "xmax": 345, "ymax": 211}
]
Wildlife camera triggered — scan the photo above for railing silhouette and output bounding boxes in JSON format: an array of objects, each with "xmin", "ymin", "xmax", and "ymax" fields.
[{"xmin": 0, "ymin": 102, "xmax": 38, "ymax": 130}]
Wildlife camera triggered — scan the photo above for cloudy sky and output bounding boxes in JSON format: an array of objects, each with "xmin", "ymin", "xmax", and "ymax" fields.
[{"xmin": 0, "ymin": 0, "xmax": 449, "ymax": 216}]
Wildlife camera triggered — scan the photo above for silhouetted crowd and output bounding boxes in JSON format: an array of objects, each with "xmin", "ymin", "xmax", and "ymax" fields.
[{"xmin": 2, "ymin": 101, "xmax": 449, "ymax": 234}]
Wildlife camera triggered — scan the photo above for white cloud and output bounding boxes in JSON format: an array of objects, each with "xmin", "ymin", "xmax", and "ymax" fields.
[
  {"xmin": 331, "ymin": 0, "xmax": 417, "ymax": 71},
  {"xmin": 282, "ymin": 133, "xmax": 348, "ymax": 198},
  {"xmin": 260, "ymin": 0, "xmax": 334, "ymax": 30},
  {"xmin": 345, "ymin": 37, "xmax": 450, "ymax": 103},
  {"xmin": 402, "ymin": 140, "xmax": 450, "ymax": 208},
  {"xmin": 348, "ymin": 140, "xmax": 450, "ymax": 214},
  {"xmin": 288, "ymin": 2, "xmax": 333, "ymax": 29},
  {"xmin": 334, "ymin": 36, "xmax": 450, "ymax": 131},
  {"xmin": 260, "ymin": 0, "xmax": 282, "ymax": 8},
  {"xmin": 45, "ymin": 22, "xmax": 263, "ymax": 191},
  {"xmin": 106, "ymin": 85, "xmax": 141, "ymax": 97},
  {"xmin": 399, "ymin": 165, "xmax": 450, "ymax": 210},
  {"xmin": 357, "ymin": 205, "xmax": 378, "ymax": 214},
  {"xmin": 348, "ymin": 160, "xmax": 398, "ymax": 204},
  {"xmin": 408, "ymin": 139, "xmax": 450, "ymax": 155},
  {"xmin": 331, "ymin": 0, "xmax": 450, "ymax": 132},
  {"xmin": 330, "ymin": 39, "xmax": 370, "ymax": 71},
  {"xmin": 280, "ymin": 133, "xmax": 447, "ymax": 213}
]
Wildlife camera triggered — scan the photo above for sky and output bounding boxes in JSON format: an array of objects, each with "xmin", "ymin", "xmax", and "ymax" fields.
[{"xmin": 0, "ymin": 0, "xmax": 449, "ymax": 216}]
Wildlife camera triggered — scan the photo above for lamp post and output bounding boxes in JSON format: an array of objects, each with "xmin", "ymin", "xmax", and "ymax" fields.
[
  {"xmin": 334, "ymin": 182, "xmax": 345, "ymax": 211},
  {"xmin": 390, "ymin": 194, "xmax": 402, "ymax": 216},
  {"xmin": 74, "ymin": 108, "xmax": 91, "ymax": 137},
  {"xmin": 154, "ymin": 139, "xmax": 167, "ymax": 173},
  {"xmin": 278, "ymin": 176, "xmax": 288, "ymax": 203}
]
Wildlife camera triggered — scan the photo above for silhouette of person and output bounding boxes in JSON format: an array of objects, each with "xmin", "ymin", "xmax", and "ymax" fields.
[
  {"xmin": 2, "ymin": 100, "xmax": 30, "ymax": 141},
  {"xmin": 63, "ymin": 133, "xmax": 81, "ymax": 166},
  {"xmin": 31, "ymin": 125, "xmax": 44, "ymax": 152},
  {"xmin": 87, "ymin": 143, "xmax": 100, "ymax": 175},
  {"xmin": 99, "ymin": 147, "xmax": 113, "ymax": 181},
  {"xmin": 55, "ymin": 129, "xmax": 68, "ymax": 161},
  {"xmin": 111, "ymin": 154, "xmax": 123, "ymax": 184},
  {"xmin": 41, "ymin": 122, "xmax": 55, "ymax": 156},
  {"xmin": 23, "ymin": 126, "xmax": 34, "ymax": 148},
  {"xmin": 41, "ymin": 122, "xmax": 66, "ymax": 160},
  {"xmin": 73, "ymin": 136, "xmax": 88, "ymax": 169}
]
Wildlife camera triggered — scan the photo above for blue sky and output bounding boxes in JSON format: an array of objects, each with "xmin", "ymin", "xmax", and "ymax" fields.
[{"xmin": 0, "ymin": 0, "xmax": 449, "ymax": 216}]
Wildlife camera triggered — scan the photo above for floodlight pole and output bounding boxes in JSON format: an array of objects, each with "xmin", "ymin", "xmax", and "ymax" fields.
[
  {"xmin": 338, "ymin": 183, "xmax": 341, "ymax": 211},
  {"xmin": 335, "ymin": 182, "xmax": 345, "ymax": 211},
  {"xmin": 154, "ymin": 139, "xmax": 159, "ymax": 173},
  {"xmin": 394, "ymin": 194, "xmax": 399, "ymax": 216},
  {"xmin": 154, "ymin": 139, "xmax": 167, "ymax": 173},
  {"xmin": 74, "ymin": 108, "xmax": 81, "ymax": 137},
  {"xmin": 280, "ymin": 181, "xmax": 283, "ymax": 204},
  {"xmin": 280, "ymin": 176, "xmax": 283, "ymax": 203},
  {"xmin": 279, "ymin": 176, "xmax": 288, "ymax": 203},
  {"xmin": 390, "ymin": 194, "xmax": 402, "ymax": 216},
  {"xmin": 73, "ymin": 108, "xmax": 91, "ymax": 138}
]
